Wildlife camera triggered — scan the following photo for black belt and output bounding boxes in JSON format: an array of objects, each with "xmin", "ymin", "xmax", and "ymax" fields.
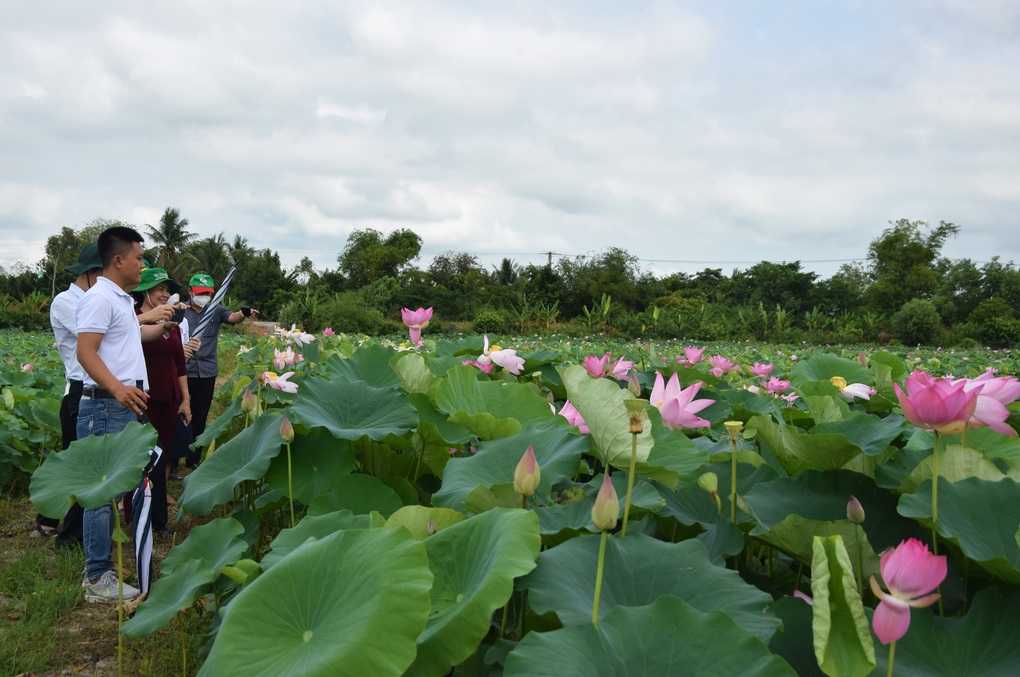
[{"xmin": 82, "ymin": 381, "xmax": 143, "ymax": 399}]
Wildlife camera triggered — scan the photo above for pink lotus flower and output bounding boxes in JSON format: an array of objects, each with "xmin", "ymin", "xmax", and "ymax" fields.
[
  {"xmin": 763, "ymin": 376, "xmax": 791, "ymax": 395},
  {"xmin": 650, "ymin": 372, "xmax": 714, "ymax": 430},
  {"xmin": 401, "ymin": 307, "xmax": 433, "ymax": 345},
  {"xmin": 781, "ymin": 392, "xmax": 800, "ymax": 406},
  {"xmin": 869, "ymin": 538, "xmax": 946, "ymax": 644},
  {"xmin": 749, "ymin": 362, "xmax": 774, "ymax": 378},
  {"xmin": 610, "ymin": 356, "xmax": 636, "ymax": 380},
  {"xmin": 583, "ymin": 353, "xmax": 611, "ymax": 378},
  {"xmin": 831, "ymin": 376, "xmax": 875, "ymax": 401},
  {"xmin": 323, "ymin": 327, "xmax": 335, "ymax": 337},
  {"xmin": 559, "ymin": 400, "xmax": 590, "ymax": 434},
  {"xmin": 273, "ymin": 347, "xmax": 301, "ymax": 371},
  {"xmin": 276, "ymin": 324, "xmax": 315, "ymax": 345},
  {"xmin": 684, "ymin": 347, "xmax": 705, "ymax": 364},
  {"xmin": 591, "ymin": 474, "xmax": 619, "ymax": 531},
  {"xmin": 708, "ymin": 355, "xmax": 737, "ymax": 379},
  {"xmin": 513, "ymin": 445, "xmax": 541, "ymax": 497},
  {"xmin": 477, "ymin": 335, "xmax": 525, "ymax": 375},
  {"xmin": 894, "ymin": 371, "xmax": 977, "ymax": 436},
  {"xmin": 261, "ymin": 371, "xmax": 298, "ymax": 394},
  {"xmin": 462, "ymin": 359, "xmax": 494, "ymax": 375},
  {"xmin": 956, "ymin": 371, "xmax": 1020, "ymax": 436},
  {"xmin": 280, "ymin": 416, "xmax": 295, "ymax": 443},
  {"xmin": 20, "ymin": 363, "xmax": 34, "ymax": 372}
]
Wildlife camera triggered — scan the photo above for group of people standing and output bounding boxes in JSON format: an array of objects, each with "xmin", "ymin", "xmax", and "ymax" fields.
[{"xmin": 42, "ymin": 226, "xmax": 258, "ymax": 603}]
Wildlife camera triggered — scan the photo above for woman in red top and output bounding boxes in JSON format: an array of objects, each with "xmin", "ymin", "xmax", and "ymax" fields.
[{"xmin": 134, "ymin": 268, "xmax": 191, "ymax": 539}]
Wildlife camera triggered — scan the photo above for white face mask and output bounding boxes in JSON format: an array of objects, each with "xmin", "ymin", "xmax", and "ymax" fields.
[{"xmin": 192, "ymin": 294, "xmax": 212, "ymax": 308}]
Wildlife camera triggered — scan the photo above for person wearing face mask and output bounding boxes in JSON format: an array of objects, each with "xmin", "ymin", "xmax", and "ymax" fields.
[
  {"xmin": 183, "ymin": 273, "xmax": 258, "ymax": 467},
  {"xmin": 40, "ymin": 243, "xmax": 104, "ymax": 546},
  {"xmin": 132, "ymin": 268, "xmax": 192, "ymax": 540}
]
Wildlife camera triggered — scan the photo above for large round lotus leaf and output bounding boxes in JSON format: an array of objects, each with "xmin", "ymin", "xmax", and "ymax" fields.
[
  {"xmin": 435, "ymin": 365, "xmax": 555, "ymax": 440},
  {"xmin": 160, "ymin": 517, "xmax": 247, "ymax": 576},
  {"xmin": 121, "ymin": 559, "xmax": 219, "ymax": 638},
  {"xmin": 524, "ymin": 533, "xmax": 781, "ymax": 643},
  {"xmin": 408, "ymin": 508, "xmax": 541, "ymax": 677},
  {"xmin": 504, "ymin": 595, "xmax": 795, "ymax": 676},
  {"xmin": 324, "ymin": 343, "xmax": 402, "ymax": 388},
  {"xmin": 179, "ymin": 414, "xmax": 285, "ymax": 515},
  {"xmin": 789, "ymin": 353, "xmax": 871, "ymax": 388},
  {"xmin": 561, "ymin": 364, "xmax": 653, "ymax": 467},
  {"xmin": 433, "ymin": 424, "xmax": 588, "ymax": 510},
  {"xmin": 306, "ymin": 473, "xmax": 404, "ymax": 517},
  {"xmin": 199, "ymin": 528, "xmax": 432, "ymax": 677},
  {"xmin": 30, "ymin": 421, "xmax": 155, "ymax": 515},
  {"xmin": 385, "ymin": 505, "xmax": 468, "ymax": 539},
  {"xmin": 264, "ymin": 428, "xmax": 357, "ymax": 504},
  {"xmin": 899, "ymin": 477, "xmax": 1020, "ymax": 584},
  {"xmin": 871, "ymin": 587, "xmax": 1020, "ymax": 676},
  {"xmin": 262, "ymin": 510, "xmax": 377, "ymax": 570},
  {"xmin": 289, "ymin": 376, "xmax": 418, "ymax": 441}
]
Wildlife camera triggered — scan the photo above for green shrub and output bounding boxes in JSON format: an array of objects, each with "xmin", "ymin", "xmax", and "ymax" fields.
[
  {"xmin": 472, "ymin": 308, "xmax": 508, "ymax": 334},
  {"xmin": 966, "ymin": 298, "xmax": 1019, "ymax": 348},
  {"xmin": 313, "ymin": 291, "xmax": 387, "ymax": 334},
  {"xmin": 891, "ymin": 299, "xmax": 942, "ymax": 345}
]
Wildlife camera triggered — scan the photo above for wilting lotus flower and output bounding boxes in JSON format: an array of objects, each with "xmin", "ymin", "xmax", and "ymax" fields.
[
  {"xmin": 559, "ymin": 400, "xmax": 590, "ymax": 434},
  {"xmin": 401, "ymin": 307, "xmax": 433, "ymax": 345},
  {"xmin": 831, "ymin": 376, "xmax": 875, "ymax": 401},
  {"xmin": 273, "ymin": 346, "xmax": 301, "ymax": 371},
  {"xmin": 650, "ymin": 372, "xmax": 714, "ymax": 430},
  {"xmin": 708, "ymin": 355, "xmax": 737, "ymax": 378},
  {"xmin": 591, "ymin": 474, "xmax": 619, "ymax": 532},
  {"xmin": 583, "ymin": 353, "xmax": 611, "ymax": 378},
  {"xmin": 894, "ymin": 371, "xmax": 977, "ymax": 435},
  {"xmin": 20, "ymin": 363, "xmax": 34, "ymax": 372},
  {"xmin": 513, "ymin": 445, "xmax": 541, "ymax": 497},
  {"xmin": 323, "ymin": 327, "xmax": 335, "ymax": 337},
  {"xmin": 261, "ymin": 371, "xmax": 298, "ymax": 394},
  {"xmin": 276, "ymin": 324, "xmax": 315, "ymax": 345},
  {"xmin": 462, "ymin": 359, "xmax": 494, "ymax": 375},
  {"xmin": 749, "ymin": 362, "xmax": 774, "ymax": 378},
  {"xmin": 684, "ymin": 347, "xmax": 705, "ymax": 364},
  {"xmin": 956, "ymin": 371, "xmax": 1020, "ymax": 436},
  {"xmin": 477, "ymin": 335, "xmax": 525, "ymax": 375},
  {"xmin": 611, "ymin": 356, "xmax": 636, "ymax": 380},
  {"xmin": 869, "ymin": 538, "xmax": 946, "ymax": 644}
]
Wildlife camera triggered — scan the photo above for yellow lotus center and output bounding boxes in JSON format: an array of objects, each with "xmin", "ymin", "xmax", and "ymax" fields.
[
  {"xmin": 830, "ymin": 376, "xmax": 847, "ymax": 391},
  {"xmin": 490, "ymin": 344, "xmax": 502, "ymax": 352}
]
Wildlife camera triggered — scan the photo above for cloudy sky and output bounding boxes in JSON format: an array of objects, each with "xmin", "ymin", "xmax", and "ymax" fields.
[{"xmin": 2, "ymin": 1, "xmax": 1019, "ymax": 281}]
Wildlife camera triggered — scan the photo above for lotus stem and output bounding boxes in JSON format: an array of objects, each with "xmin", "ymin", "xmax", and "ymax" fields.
[
  {"xmin": 932, "ymin": 432, "xmax": 940, "ymax": 556},
  {"xmin": 729, "ymin": 437, "xmax": 739, "ymax": 524},
  {"xmin": 592, "ymin": 529, "xmax": 609, "ymax": 625},
  {"xmin": 887, "ymin": 640, "xmax": 896, "ymax": 677},
  {"xmin": 621, "ymin": 431, "xmax": 638, "ymax": 537},
  {"xmin": 286, "ymin": 441, "xmax": 295, "ymax": 528},
  {"xmin": 112, "ymin": 497, "xmax": 125, "ymax": 677},
  {"xmin": 854, "ymin": 524, "xmax": 864, "ymax": 594}
]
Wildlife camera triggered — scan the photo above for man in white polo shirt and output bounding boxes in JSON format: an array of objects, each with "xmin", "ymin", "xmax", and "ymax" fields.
[{"xmin": 76, "ymin": 226, "xmax": 171, "ymax": 603}]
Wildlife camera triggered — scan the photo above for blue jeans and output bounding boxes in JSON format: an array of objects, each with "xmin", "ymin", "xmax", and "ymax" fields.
[{"xmin": 77, "ymin": 397, "xmax": 139, "ymax": 581}]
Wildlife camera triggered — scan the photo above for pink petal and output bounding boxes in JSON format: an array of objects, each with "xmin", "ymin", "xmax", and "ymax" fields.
[{"xmin": 873, "ymin": 597, "xmax": 911, "ymax": 644}]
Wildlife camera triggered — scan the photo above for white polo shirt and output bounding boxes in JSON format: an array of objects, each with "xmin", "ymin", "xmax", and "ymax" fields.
[
  {"xmin": 75, "ymin": 276, "xmax": 148, "ymax": 390},
  {"xmin": 50, "ymin": 282, "xmax": 86, "ymax": 382}
]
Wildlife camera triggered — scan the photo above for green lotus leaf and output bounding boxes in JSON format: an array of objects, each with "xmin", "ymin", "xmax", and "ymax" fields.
[
  {"xmin": 161, "ymin": 516, "xmax": 248, "ymax": 577},
  {"xmin": 658, "ymin": 463, "xmax": 781, "ymax": 529},
  {"xmin": 178, "ymin": 414, "xmax": 285, "ymax": 515},
  {"xmin": 867, "ymin": 351, "xmax": 905, "ymax": 385},
  {"xmin": 290, "ymin": 376, "xmax": 418, "ymax": 441},
  {"xmin": 637, "ymin": 410, "xmax": 709, "ymax": 488},
  {"xmin": 811, "ymin": 412, "xmax": 905, "ymax": 457},
  {"xmin": 30, "ymin": 421, "xmax": 156, "ymax": 515},
  {"xmin": 121, "ymin": 559, "xmax": 219, "ymax": 638},
  {"xmin": 769, "ymin": 596, "xmax": 824, "ymax": 677},
  {"xmin": 193, "ymin": 398, "xmax": 244, "ymax": 450},
  {"xmin": 384, "ymin": 505, "xmax": 468, "ymax": 539},
  {"xmin": 262, "ymin": 510, "xmax": 377, "ymax": 570},
  {"xmin": 871, "ymin": 587, "xmax": 1020, "ymax": 676},
  {"xmin": 199, "ymin": 528, "xmax": 433, "ymax": 677},
  {"xmin": 561, "ymin": 364, "xmax": 653, "ymax": 467},
  {"xmin": 264, "ymin": 428, "xmax": 357, "ymax": 504},
  {"xmin": 324, "ymin": 343, "xmax": 402, "ymax": 388},
  {"xmin": 393, "ymin": 351, "xmax": 443, "ymax": 396},
  {"xmin": 307, "ymin": 473, "xmax": 404, "ymax": 517},
  {"xmin": 409, "ymin": 509, "xmax": 541, "ymax": 676},
  {"xmin": 809, "ymin": 536, "xmax": 875, "ymax": 677},
  {"xmin": 436, "ymin": 365, "xmax": 555, "ymax": 441},
  {"xmin": 409, "ymin": 393, "xmax": 474, "ymax": 446},
  {"xmin": 900, "ymin": 443, "xmax": 1004, "ymax": 493},
  {"xmin": 746, "ymin": 415, "xmax": 861, "ymax": 472},
  {"xmin": 964, "ymin": 427, "xmax": 1020, "ymax": 463},
  {"xmin": 432, "ymin": 424, "xmax": 588, "ymax": 511},
  {"xmin": 790, "ymin": 354, "xmax": 871, "ymax": 389},
  {"xmin": 504, "ymin": 595, "xmax": 795, "ymax": 676},
  {"xmin": 524, "ymin": 533, "xmax": 781, "ymax": 643},
  {"xmin": 899, "ymin": 477, "xmax": 1020, "ymax": 584}
]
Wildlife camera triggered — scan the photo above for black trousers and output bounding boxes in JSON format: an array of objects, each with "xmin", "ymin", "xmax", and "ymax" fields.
[
  {"xmin": 39, "ymin": 380, "xmax": 85, "ymax": 546},
  {"xmin": 186, "ymin": 376, "xmax": 217, "ymax": 465}
]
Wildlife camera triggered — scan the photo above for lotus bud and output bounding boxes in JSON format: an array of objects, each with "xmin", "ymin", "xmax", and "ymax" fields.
[
  {"xmin": 857, "ymin": 350, "xmax": 868, "ymax": 367},
  {"xmin": 426, "ymin": 517, "xmax": 436, "ymax": 536},
  {"xmin": 591, "ymin": 474, "xmax": 619, "ymax": 532},
  {"xmin": 241, "ymin": 387, "xmax": 255, "ymax": 413},
  {"xmin": 698, "ymin": 472, "xmax": 722, "ymax": 513},
  {"xmin": 513, "ymin": 445, "xmax": 541, "ymax": 497},
  {"xmin": 280, "ymin": 416, "xmax": 294, "ymax": 444},
  {"xmin": 724, "ymin": 420, "xmax": 743, "ymax": 443},
  {"xmin": 847, "ymin": 495, "xmax": 865, "ymax": 524},
  {"xmin": 627, "ymin": 371, "xmax": 641, "ymax": 398}
]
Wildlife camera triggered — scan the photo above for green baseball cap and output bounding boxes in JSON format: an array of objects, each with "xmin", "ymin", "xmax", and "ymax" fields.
[
  {"xmin": 134, "ymin": 267, "xmax": 181, "ymax": 294},
  {"xmin": 65, "ymin": 243, "xmax": 103, "ymax": 275},
  {"xmin": 189, "ymin": 273, "xmax": 215, "ymax": 293}
]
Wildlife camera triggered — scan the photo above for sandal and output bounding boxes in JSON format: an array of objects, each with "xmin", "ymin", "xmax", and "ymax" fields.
[{"xmin": 35, "ymin": 516, "xmax": 59, "ymax": 537}]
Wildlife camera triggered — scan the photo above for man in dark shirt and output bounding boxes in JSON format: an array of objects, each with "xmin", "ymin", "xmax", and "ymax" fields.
[{"xmin": 183, "ymin": 273, "xmax": 258, "ymax": 465}]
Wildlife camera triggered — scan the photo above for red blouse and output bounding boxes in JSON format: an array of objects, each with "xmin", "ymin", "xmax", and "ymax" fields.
[{"xmin": 136, "ymin": 309, "xmax": 187, "ymax": 403}]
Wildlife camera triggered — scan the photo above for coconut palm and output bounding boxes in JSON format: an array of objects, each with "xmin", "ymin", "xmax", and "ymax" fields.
[
  {"xmin": 146, "ymin": 207, "xmax": 196, "ymax": 280},
  {"xmin": 184, "ymin": 233, "xmax": 231, "ymax": 282}
]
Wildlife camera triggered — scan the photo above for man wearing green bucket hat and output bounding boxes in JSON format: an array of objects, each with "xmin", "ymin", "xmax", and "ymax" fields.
[
  {"xmin": 40, "ymin": 243, "xmax": 104, "ymax": 545},
  {"xmin": 183, "ymin": 273, "xmax": 258, "ymax": 467}
]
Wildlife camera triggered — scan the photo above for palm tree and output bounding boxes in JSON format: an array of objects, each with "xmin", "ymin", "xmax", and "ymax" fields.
[
  {"xmin": 229, "ymin": 235, "xmax": 255, "ymax": 265},
  {"xmin": 146, "ymin": 207, "xmax": 196, "ymax": 280},
  {"xmin": 493, "ymin": 258, "xmax": 520, "ymax": 286},
  {"xmin": 184, "ymin": 233, "xmax": 231, "ymax": 281}
]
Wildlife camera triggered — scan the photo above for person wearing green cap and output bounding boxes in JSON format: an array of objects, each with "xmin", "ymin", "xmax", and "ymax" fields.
[
  {"xmin": 183, "ymin": 272, "xmax": 259, "ymax": 467},
  {"xmin": 133, "ymin": 268, "xmax": 192, "ymax": 540},
  {"xmin": 39, "ymin": 243, "xmax": 104, "ymax": 545}
]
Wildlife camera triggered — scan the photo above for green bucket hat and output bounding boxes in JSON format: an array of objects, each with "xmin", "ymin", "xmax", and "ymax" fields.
[
  {"xmin": 189, "ymin": 273, "xmax": 215, "ymax": 293},
  {"xmin": 65, "ymin": 243, "xmax": 103, "ymax": 275},
  {"xmin": 134, "ymin": 267, "xmax": 181, "ymax": 294}
]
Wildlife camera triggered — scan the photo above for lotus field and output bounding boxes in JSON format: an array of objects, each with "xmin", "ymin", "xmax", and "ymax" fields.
[{"xmin": 13, "ymin": 321, "xmax": 1020, "ymax": 676}]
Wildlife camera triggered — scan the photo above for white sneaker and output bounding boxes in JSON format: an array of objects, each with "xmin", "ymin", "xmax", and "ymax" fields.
[{"xmin": 83, "ymin": 570, "xmax": 141, "ymax": 604}]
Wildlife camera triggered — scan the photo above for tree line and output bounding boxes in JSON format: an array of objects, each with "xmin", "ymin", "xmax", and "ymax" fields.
[{"xmin": 2, "ymin": 211, "xmax": 1019, "ymax": 347}]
